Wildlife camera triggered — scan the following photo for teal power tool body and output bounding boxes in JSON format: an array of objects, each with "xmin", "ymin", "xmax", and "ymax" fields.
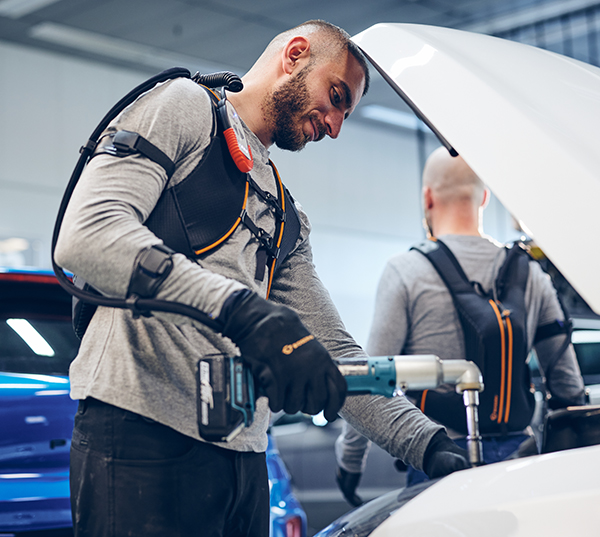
[{"xmin": 197, "ymin": 354, "xmax": 485, "ymax": 466}]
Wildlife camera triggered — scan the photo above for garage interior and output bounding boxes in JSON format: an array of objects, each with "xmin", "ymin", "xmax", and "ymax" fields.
[{"xmin": 1, "ymin": 1, "xmax": 599, "ymax": 535}]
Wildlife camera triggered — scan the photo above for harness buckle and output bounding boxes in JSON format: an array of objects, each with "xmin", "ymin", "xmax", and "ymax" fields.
[
  {"xmin": 257, "ymin": 229, "xmax": 274, "ymax": 249},
  {"xmin": 261, "ymin": 190, "xmax": 285, "ymax": 220}
]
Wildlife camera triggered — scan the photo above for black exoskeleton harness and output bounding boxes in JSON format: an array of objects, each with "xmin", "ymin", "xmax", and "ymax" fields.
[
  {"xmin": 409, "ymin": 238, "xmax": 568, "ymax": 436},
  {"xmin": 94, "ymin": 85, "xmax": 300, "ymax": 292},
  {"xmin": 51, "ymin": 68, "xmax": 301, "ymax": 339}
]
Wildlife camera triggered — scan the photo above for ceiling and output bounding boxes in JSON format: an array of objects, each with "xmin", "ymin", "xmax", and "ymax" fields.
[{"xmin": 1, "ymin": 0, "xmax": 599, "ymax": 129}]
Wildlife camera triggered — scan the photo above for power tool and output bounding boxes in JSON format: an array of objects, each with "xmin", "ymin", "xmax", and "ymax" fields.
[{"xmin": 197, "ymin": 354, "xmax": 485, "ymax": 465}]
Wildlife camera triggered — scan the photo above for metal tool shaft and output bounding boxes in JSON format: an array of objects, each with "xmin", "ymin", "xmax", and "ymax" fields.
[{"xmin": 463, "ymin": 389, "xmax": 483, "ymax": 466}]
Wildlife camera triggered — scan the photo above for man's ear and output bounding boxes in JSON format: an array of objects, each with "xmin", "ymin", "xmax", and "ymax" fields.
[
  {"xmin": 423, "ymin": 186, "xmax": 434, "ymax": 210},
  {"xmin": 282, "ymin": 36, "xmax": 311, "ymax": 74},
  {"xmin": 481, "ymin": 187, "xmax": 490, "ymax": 209}
]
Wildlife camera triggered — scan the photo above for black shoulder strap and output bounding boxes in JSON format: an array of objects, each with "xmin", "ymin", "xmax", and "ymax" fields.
[
  {"xmin": 495, "ymin": 241, "xmax": 529, "ymax": 300},
  {"xmin": 411, "ymin": 238, "xmax": 475, "ymax": 296},
  {"xmin": 276, "ymin": 185, "xmax": 301, "ymax": 273}
]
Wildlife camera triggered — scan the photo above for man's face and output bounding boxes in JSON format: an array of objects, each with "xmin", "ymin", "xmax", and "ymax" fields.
[{"xmin": 263, "ymin": 50, "xmax": 366, "ymax": 152}]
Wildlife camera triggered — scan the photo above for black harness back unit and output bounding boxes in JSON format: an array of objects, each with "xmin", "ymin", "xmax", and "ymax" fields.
[{"xmin": 410, "ymin": 239, "xmax": 535, "ymax": 435}]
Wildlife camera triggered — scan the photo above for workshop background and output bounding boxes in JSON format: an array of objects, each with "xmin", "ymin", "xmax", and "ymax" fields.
[{"xmin": 1, "ymin": 0, "xmax": 598, "ymax": 346}]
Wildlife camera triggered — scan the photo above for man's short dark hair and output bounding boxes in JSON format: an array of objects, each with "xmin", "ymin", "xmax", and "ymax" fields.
[{"xmin": 273, "ymin": 20, "xmax": 370, "ymax": 96}]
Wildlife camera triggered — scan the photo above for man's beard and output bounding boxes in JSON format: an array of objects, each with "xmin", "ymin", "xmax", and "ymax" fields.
[{"xmin": 262, "ymin": 64, "xmax": 326, "ymax": 152}]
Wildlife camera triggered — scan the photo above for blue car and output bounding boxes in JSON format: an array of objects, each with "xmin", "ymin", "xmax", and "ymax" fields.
[{"xmin": 0, "ymin": 267, "xmax": 306, "ymax": 536}]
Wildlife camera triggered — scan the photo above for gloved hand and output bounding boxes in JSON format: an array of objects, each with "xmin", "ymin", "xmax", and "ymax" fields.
[
  {"xmin": 335, "ymin": 467, "xmax": 363, "ymax": 507},
  {"xmin": 219, "ymin": 290, "xmax": 347, "ymax": 422},
  {"xmin": 423, "ymin": 430, "xmax": 471, "ymax": 479}
]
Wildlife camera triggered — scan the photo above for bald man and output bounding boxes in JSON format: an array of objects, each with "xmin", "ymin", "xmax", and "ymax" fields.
[
  {"xmin": 335, "ymin": 147, "xmax": 585, "ymax": 504},
  {"xmin": 421, "ymin": 146, "xmax": 488, "ymax": 238}
]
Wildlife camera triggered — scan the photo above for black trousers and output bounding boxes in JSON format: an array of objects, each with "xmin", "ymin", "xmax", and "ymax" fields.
[{"xmin": 70, "ymin": 398, "xmax": 269, "ymax": 537}]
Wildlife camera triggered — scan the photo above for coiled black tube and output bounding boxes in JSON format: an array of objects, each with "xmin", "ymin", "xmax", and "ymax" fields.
[{"xmin": 192, "ymin": 71, "xmax": 243, "ymax": 92}]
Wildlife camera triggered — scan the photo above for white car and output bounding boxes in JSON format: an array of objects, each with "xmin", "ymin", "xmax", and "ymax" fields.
[
  {"xmin": 316, "ymin": 441, "xmax": 600, "ymax": 537},
  {"xmin": 316, "ymin": 22, "xmax": 600, "ymax": 537}
]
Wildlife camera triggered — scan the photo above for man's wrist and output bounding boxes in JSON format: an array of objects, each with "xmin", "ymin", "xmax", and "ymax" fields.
[
  {"xmin": 423, "ymin": 430, "xmax": 449, "ymax": 470},
  {"xmin": 218, "ymin": 289, "xmax": 253, "ymax": 322}
]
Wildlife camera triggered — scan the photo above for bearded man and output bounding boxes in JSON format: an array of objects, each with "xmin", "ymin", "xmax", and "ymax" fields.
[{"xmin": 56, "ymin": 20, "xmax": 469, "ymax": 537}]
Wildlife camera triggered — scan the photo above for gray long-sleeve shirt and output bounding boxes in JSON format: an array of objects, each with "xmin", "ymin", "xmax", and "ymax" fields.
[
  {"xmin": 336, "ymin": 234, "xmax": 585, "ymax": 472},
  {"xmin": 55, "ymin": 77, "xmax": 441, "ymax": 468}
]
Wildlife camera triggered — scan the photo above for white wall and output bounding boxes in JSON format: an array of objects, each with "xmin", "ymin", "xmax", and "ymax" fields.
[
  {"xmin": 0, "ymin": 40, "xmax": 147, "ymax": 266},
  {"xmin": 0, "ymin": 40, "xmax": 517, "ymax": 347}
]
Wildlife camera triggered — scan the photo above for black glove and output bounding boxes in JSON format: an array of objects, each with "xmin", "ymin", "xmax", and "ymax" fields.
[
  {"xmin": 219, "ymin": 290, "xmax": 347, "ymax": 422},
  {"xmin": 423, "ymin": 430, "xmax": 471, "ymax": 480},
  {"xmin": 335, "ymin": 467, "xmax": 363, "ymax": 507}
]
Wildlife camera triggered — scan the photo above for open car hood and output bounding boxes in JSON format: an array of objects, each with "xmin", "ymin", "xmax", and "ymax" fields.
[{"xmin": 353, "ymin": 24, "xmax": 600, "ymax": 314}]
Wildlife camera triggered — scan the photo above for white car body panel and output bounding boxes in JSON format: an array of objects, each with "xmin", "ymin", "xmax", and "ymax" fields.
[
  {"xmin": 352, "ymin": 24, "xmax": 600, "ymax": 314},
  {"xmin": 369, "ymin": 444, "xmax": 600, "ymax": 537}
]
